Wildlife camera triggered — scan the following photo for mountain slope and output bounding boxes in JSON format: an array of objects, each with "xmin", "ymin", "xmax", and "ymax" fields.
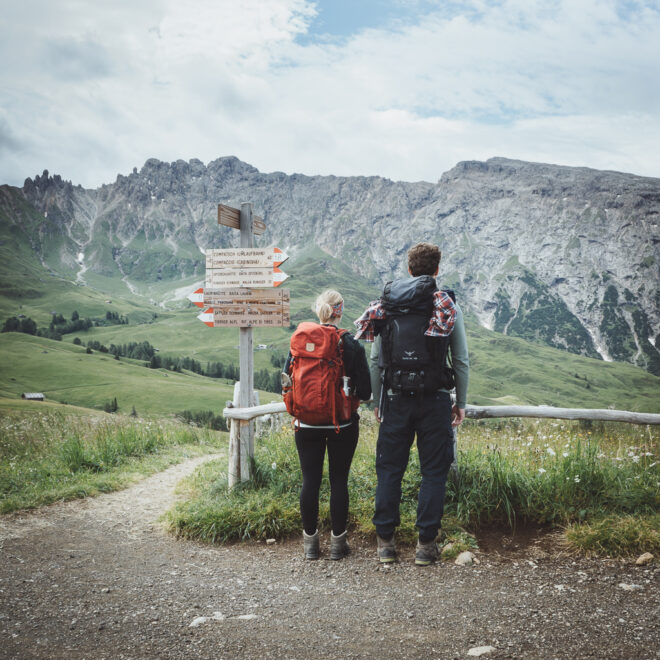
[{"xmin": 1, "ymin": 156, "xmax": 659, "ymax": 375}]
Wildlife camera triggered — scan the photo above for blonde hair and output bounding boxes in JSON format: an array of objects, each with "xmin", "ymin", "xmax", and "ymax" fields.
[{"xmin": 313, "ymin": 290, "xmax": 343, "ymax": 324}]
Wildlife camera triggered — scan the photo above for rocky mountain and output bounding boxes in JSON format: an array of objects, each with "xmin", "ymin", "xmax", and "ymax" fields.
[{"xmin": 1, "ymin": 156, "xmax": 658, "ymax": 374}]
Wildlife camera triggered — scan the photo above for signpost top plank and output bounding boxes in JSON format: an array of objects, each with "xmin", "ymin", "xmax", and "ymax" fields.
[{"xmin": 218, "ymin": 204, "xmax": 266, "ymax": 235}]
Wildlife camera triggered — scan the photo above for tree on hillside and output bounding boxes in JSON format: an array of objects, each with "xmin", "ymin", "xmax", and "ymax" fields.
[
  {"xmin": 20, "ymin": 318, "xmax": 37, "ymax": 335},
  {"xmin": 1, "ymin": 317, "xmax": 20, "ymax": 332},
  {"xmin": 71, "ymin": 310, "xmax": 79, "ymax": 321}
]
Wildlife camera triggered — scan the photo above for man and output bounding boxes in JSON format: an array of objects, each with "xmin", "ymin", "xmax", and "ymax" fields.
[{"xmin": 354, "ymin": 243, "xmax": 469, "ymax": 565}]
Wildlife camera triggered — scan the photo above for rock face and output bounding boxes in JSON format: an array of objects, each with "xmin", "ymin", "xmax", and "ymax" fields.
[{"xmin": 2, "ymin": 156, "xmax": 659, "ymax": 374}]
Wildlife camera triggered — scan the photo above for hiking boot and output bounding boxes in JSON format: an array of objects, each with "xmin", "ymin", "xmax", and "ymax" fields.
[
  {"xmin": 415, "ymin": 539, "xmax": 439, "ymax": 566},
  {"xmin": 330, "ymin": 530, "xmax": 350, "ymax": 560},
  {"xmin": 377, "ymin": 535, "xmax": 396, "ymax": 563},
  {"xmin": 303, "ymin": 530, "xmax": 319, "ymax": 560}
]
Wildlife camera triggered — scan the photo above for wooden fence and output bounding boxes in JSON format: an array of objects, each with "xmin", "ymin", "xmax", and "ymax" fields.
[
  {"xmin": 224, "ymin": 401, "xmax": 660, "ymax": 425},
  {"xmin": 222, "ymin": 399, "xmax": 659, "ymax": 486}
]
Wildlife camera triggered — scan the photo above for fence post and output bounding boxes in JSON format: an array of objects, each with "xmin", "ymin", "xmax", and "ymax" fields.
[{"xmin": 228, "ymin": 382, "xmax": 241, "ymax": 488}]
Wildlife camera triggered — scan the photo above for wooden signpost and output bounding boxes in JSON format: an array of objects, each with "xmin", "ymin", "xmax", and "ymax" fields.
[
  {"xmin": 205, "ymin": 247, "xmax": 288, "ymax": 269},
  {"xmin": 206, "ymin": 267, "xmax": 288, "ymax": 288},
  {"xmin": 190, "ymin": 202, "xmax": 290, "ymax": 488},
  {"xmin": 197, "ymin": 304, "xmax": 290, "ymax": 327},
  {"xmin": 202, "ymin": 287, "xmax": 289, "ymax": 305}
]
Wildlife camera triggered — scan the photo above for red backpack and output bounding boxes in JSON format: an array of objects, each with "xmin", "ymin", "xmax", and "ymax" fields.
[{"xmin": 283, "ymin": 322, "xmax": 360, "ymax": 430}]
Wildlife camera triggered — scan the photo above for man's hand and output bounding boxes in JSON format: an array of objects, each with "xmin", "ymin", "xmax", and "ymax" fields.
[
  {"xmin": 451, "ymin": 405, "xmax": 465, "ymax": 427},
  {"xmin": 374, "ymin": 407, "xmax": 382, "ymax": 423}
]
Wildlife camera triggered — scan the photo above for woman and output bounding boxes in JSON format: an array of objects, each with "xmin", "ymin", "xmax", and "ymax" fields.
[{"xmin": 284, "ymin": 290, "xmax": 371, "ymax": 560}]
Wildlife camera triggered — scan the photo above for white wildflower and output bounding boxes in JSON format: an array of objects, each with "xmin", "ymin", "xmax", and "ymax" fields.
[
  {"xmin": 271, "ymin": 462, "xmax": 277, "ymax": 470},
  {"xmin": 562, "ymin": 452, "xmax": 569, "ymax": 458},
  {"xmin": 574, "ymin": 475, "xmax": 580, "ymax": 483},
  {"xmin": 547, "ymin": 447, "xmax": 556, "ymax": 456},
  {"xmin": 538, "ymin": 468, "xmax": 546, "ymax": 474}
]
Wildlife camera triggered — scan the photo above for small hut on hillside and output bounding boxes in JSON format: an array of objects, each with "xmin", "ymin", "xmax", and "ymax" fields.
[{"xmin": 21, "ymin": 393, "xmax": 45, "ymax": 401}]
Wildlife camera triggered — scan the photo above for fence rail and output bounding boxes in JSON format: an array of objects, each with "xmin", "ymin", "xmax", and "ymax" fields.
[{"xmin": 223, "ymin": 401, "xmax": 660, "ymax": 425}]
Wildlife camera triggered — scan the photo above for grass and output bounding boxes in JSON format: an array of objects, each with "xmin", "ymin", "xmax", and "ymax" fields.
[
  {"xmin": 0, "ymin": 407, "xmax": 227, "ymax": 513},
  {"xmin": 0, "ymin": 333, "xmax": 279, "ymax": 415},
  {"xmin": 565, "ymin": 514, "xmax": 660, "ymax": 557},
  {"xmin": 165, "ymin": 415, "xmax": 659, "ymax": 558}
]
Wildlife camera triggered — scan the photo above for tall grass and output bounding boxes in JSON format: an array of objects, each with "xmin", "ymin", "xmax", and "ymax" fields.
[
  {"xmin": 165, "ymin": 415, "xmax": 659, "ymax": 557},
  {"xmin": 0, "ymin": 409, "xmax": 225, "ymax": 512}
]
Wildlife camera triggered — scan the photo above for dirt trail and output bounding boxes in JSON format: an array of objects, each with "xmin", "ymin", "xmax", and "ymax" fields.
[{"xmin": 0, "ymin": 455, "xmax": 657, "ymax": 659}]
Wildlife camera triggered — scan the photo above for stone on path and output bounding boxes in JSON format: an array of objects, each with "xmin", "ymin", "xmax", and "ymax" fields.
[
  {"xmin": 189, "ymin": 616, "xmax": 209, "ymax": 627},
  {"xmin": 189, "ymin": 612, "xmax": 224, "ymax": 627},
  {"xmin": 618, "ymin": 583, "xmax": 643, "ymax": 591},
  {"xmin": 635, "ymin": 552, "xmax": 653, "ymax": 566},
  {"xmin": 467, "ymin": 645, "xmax": 497, "ymax": 656},
  {"xmin": 455, "ymin": 551, "xmax": 479, "ymax": 566}
]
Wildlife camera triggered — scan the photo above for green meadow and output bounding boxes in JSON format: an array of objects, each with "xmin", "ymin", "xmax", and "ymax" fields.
[{"xmin": 0, "ymin": 333, "xmax": 282, "ymax": 415}]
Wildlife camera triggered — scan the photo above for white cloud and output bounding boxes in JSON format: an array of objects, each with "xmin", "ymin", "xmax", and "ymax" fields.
[{"xmin": 1, "ymin": 0, "xmax": 659, "ymax": 187}]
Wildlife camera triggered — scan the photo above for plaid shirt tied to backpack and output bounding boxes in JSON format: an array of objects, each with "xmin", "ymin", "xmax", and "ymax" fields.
[{"xmin": 354, "ymin": 290, "xmax": 457, "ymax": 342}]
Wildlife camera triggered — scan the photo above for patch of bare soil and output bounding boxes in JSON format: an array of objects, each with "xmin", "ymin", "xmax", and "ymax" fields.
[
  {"xmin": 474, "ymin": 524, "xmax": 567, "ymax": 560},
  {"xmin": 0, "ymin": 456, "xmax": 657, "ymax": 659}
]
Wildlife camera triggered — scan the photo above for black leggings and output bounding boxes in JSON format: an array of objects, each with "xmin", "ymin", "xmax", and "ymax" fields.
[{"xmin": 294, "ymin": 421, "xmax": 359, "ymax": 536}]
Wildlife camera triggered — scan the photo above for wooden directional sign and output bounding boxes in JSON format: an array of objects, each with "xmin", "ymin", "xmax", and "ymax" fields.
[
  {"xmin": 207, "ymin": 287, "xmax": 289, "ymax": 306},
  {"xmin": 206, "ymin": 267, "xmax": 288, "ymax": 288},
  {"xmin": 188, "ymin": 287, "xmax": 290, "ymax": 308},
  {"xmin": 218, "ymin": 204, "xmax": 266, "ymax": 235},
  {"xmin": 205, "ymin": 247, "xmax": 288, "ymax": 269},
  {"xmin": 198, "ymin": 302, "xmax": 290, "ymax": 328}
]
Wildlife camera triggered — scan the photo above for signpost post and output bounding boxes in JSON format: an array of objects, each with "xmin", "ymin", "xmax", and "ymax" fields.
[
  {"xmin": 238, "ymin": 203, "xmax": 255, "ymax": 482},
  {"xmin": 189, "ymin": 202, "xmax": 289, "ymax": 488}
]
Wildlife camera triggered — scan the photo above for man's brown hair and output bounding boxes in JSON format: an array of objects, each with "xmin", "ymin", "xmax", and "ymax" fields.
[{"xmin": 407, "ymin": 243, "xmax": 441, "ymax": 277}]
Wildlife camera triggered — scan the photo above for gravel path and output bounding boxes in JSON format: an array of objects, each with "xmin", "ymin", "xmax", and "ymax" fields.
[{"xmin": 0, "ymin": 454, "xmax": 657, "ymax": 659}]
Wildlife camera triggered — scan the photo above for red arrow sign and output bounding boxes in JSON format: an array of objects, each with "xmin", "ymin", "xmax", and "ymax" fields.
[{"xmin": 188, "ymin": 288, "xmax": 205, "ymax": 308}]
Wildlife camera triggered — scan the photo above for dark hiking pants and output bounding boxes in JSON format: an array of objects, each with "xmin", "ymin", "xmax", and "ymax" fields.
[
  {"xmin": 373, "ymin": 390, "xmax": 454, "ymax": 542},
  {"xmin": 295, "ymin": 420, "xmax": 359, "ymax": 536}
]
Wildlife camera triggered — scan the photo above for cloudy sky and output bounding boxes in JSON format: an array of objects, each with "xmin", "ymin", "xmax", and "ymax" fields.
[{"xmin": 1, "ymin": 0, "xmax": 659, "ymax": 188}]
